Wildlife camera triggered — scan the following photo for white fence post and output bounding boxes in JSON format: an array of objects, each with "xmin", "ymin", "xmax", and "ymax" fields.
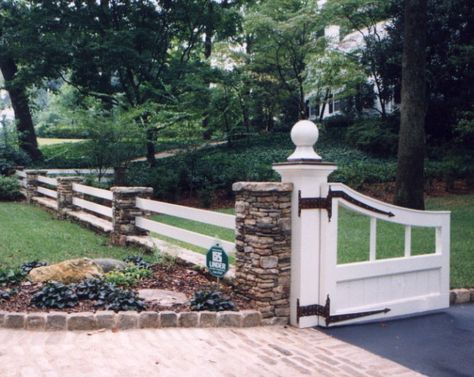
[{"xmin": 273, "ymin": 120, "xmax": 336, "ymax": 328}]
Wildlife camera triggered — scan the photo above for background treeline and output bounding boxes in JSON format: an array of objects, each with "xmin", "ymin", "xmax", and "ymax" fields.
[{"xmin": 0, "ymin": 0, "xmax": 472, "ymax": 204}]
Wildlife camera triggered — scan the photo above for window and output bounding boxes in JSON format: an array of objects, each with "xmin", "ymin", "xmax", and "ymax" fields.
[
  {"xmin": 328, "ymin": 94, "xmax": 334, "ymax": 114},
  {"xmin": 334, "ymin": 99, "xmax": 341, "ymax": 112}
]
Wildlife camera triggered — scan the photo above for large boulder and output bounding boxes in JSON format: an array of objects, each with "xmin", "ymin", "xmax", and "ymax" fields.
[
  {"xmin": 92, "ymin": 258, "xmax": 128, "ymax": 273},
  {"xmin": 28, "ymin": 258, "xmax": 103, "ymax": 284}
]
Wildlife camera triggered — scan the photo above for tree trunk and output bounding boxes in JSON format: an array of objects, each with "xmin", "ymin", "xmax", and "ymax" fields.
[
  {"xmin": 394, "ymin": 0, "xmax": 427, "ymax": 209},
  {"xmin": 0, "ymin": 55, "xmax": 42, "ymax": 161},
  {"xmin": 146, "ymin": 128, "xmax": 157, "ymax": 167}
]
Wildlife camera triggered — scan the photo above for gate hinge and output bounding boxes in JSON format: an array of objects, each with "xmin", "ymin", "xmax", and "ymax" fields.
[
  {"xmin": 297, "ymin": 296, "xmax": 390, "ymax": 326},
  {"xmin": 298, "ymin": 189, "xmax": 395, "ymax": 220}
]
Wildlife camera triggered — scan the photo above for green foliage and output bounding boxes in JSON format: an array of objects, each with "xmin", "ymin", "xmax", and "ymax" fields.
[
  {"xmin": 31, "ymin": 282, "xmax": 79, "ymax": 309},
  {"xmin": 346, "ymin": 117, "xmax": 399, "ymax": 156},
  {"xmin": 0, "ymin": 268, "xmax": 26, "ymax": 287},
  {"xmin": 30, "ymin": 279, "xmax": 146, "ymax": 311},
  {"xmin": 190, "ymin": 290, "xmax": 236, "ymax": 312},
  {"xmin": 123, "ymin": 255, "xmax": 151, "ymax": 270},
  {"xmin": 0, "ymin": 144, "xmax": 30, "ymax": 175},
  {"xmin": 0, "ymin": 176, "xmax": 21, "ymax": 201},
  {"xmin": 100, "ymin": 288, "xmax": 146, "ymax": 312},
  {"xmin": 20, "ymin": 261, "xmax": 48, "ymax": 275},
  {"xmin": 154, "ymin": 252, "xmax": 177, "ymax": 271},
  {"xmin": 104, "ymin": 266, "xmax": 152, "ymax": 288}
]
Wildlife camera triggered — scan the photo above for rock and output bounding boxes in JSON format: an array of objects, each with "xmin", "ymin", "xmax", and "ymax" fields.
[
  {"xmin": 92, "ymin": 258, "xmax": 128, "ymax": 273},
  {"xmin": 28, "ymin": 258, "xmax": 103, "ymax": 284},
  {"xmin": 138, "ymin": 289, "xmax": 187, "ymax": 307}
]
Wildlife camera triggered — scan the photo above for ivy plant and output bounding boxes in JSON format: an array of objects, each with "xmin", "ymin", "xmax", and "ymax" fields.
[{"xmin": 190, "ymin": 290, "xmax": 236, "ymax": 312}]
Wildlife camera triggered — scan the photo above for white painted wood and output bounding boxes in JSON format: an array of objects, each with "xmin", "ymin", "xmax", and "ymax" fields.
[
  {"xmin": 273, "ymin": 164, "xmax": 337, "ymax": 328},
  {"xmin": 369, "ymin": 217, "xmax": 377, "ymax": 261},
  {"xmin": 135, "ymin": 197, "xmax": 235, "ymax": 229},
  {"xmin": 37, "ymin": 175, "xmax": 58, "ymax": 187},
  {"xmin": 72, "ymin": 183, "xmax": 113, "ymax": 200},
  {"xmin": 404, "ymin": 226, "xmax": 412, "ymax": 257},
  {"xmin": 37, "ymin": 186, "xmax": 58, "ymax": 199},
  {"xmin": 72, "ymin": 197, "xmax": 113, "ymax": 218},
  {"xmin": 135, "ymin": 216, "xmax": 235, "ymax": 255},
  {"xmin": 16, "ymin": 170, "xmax": 26, "ymax": 178},
  {"xmin": 330, "ymin": 183, "xmax": 450, "ymax": 227}
]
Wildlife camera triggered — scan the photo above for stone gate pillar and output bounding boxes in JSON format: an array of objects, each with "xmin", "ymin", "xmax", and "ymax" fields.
[
  {"xmin": 233, "ymin": 182, "xmax": 293, "ymax": 325},
  {"xmin": 273, "ymin": 120, "xmax": 337, "ymax": 328},
  {"xmin": 111, "ymin": 187, "xmax": 153, "ymax": 246},
  {"xmin": 56, "ymin": 177, "xmax": 84, "ymax": 218}
]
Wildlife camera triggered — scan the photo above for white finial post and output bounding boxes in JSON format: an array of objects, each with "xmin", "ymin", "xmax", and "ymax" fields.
[
  {"xmin": 273, "ymin": 120, "xmax": 337, "ymax": 328},
  {"xmin": 287, "ymin": 120, "xmax": 322, "ymax": 161}
]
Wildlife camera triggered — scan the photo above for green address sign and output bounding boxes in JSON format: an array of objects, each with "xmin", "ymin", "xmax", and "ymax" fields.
[{"xmin": 206, "ymin": 243, "xmax": 229, "ymax": 278}]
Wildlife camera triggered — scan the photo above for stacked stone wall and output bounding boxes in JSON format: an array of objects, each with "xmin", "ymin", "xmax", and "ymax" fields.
[{"xmin": 233, "ymin": 182, "xmax": 293, "ymax": 325}]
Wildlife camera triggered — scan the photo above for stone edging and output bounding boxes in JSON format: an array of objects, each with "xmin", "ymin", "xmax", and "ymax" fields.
[
  {"xmin": 450, "ymin": 288, "xmax": 474, "ymax": 305},
  {"xmin": 0, "ymin": 310, "xmax": 263, "ymax": 331}
]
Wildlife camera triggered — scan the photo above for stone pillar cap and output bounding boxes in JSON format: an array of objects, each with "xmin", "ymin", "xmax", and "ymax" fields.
[{"xmin": 287, "ymin": 120, "xmax": 322, "ymax": 161}]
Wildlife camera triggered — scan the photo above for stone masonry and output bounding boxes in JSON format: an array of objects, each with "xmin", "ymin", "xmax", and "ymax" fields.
[
  {"xmin": 233, "ymin": 182, "xmax": 293, "ymax": 325},
  {"xmin": 56, "ymin": 177, "xmax": 84, "ymax": 218},
  {"xmin": 25, "ymin": 170, "xmax": 48, "ymax": 203},
  {"xmin": 111, "ymin": 187, "xmax": 153, "ymax": 245}
]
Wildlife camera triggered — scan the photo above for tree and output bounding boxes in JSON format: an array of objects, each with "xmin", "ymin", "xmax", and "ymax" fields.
[
  {"xmin": 245, "ymin": 0, "xmax": 321, "ymax": 123},
  {"xmin": 394, "ymin": 0, "xmax": 427, "ymax": 209},
  {"xmin": 0, "ymin": 2, "xmax": 43, "ymax": 161}
]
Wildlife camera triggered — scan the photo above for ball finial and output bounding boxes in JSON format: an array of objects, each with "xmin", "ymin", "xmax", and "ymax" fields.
[{"xmin": 287, "ymin": 120, "xmax": 321, "ymax": 161}]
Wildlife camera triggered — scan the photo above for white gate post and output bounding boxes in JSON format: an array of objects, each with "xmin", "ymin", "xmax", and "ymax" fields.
[{"xmin": 273, "ymin": 120, "xmax": 336, "ymax": 328}]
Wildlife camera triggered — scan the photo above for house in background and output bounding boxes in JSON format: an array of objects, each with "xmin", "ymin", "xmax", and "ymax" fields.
[{"xmin": 306, "ymin": 19, "xmax": 399, "ymax": 121}]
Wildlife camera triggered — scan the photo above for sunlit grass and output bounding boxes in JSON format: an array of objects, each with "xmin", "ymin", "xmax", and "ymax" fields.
[{"xmin": 37, "ymin": 138, "xmax": 86, "ymax": 146}]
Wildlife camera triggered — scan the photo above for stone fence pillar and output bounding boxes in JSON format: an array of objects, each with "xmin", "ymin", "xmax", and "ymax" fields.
[
  {"xmin": 56, "ymin": 177, "xmax": 84, "ymax": 218},
  {"xmin": 111, "ymin": 187, "xmax": 153, "ymax": 246},
  {"xmin": 25, "ymin": 170, "xmax": 48, "ymax": 203},
  {"xmin": 233, "ymin": 182, "xmax": 293, "ymax": 325}
]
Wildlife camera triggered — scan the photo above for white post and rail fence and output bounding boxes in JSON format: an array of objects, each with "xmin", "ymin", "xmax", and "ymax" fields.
[{"xmin": 14, "ymin": 120, "xmax": 450, "ymax": 327}]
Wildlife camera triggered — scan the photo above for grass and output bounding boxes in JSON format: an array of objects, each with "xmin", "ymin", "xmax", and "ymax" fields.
[
  {"xmin": 151, "ymin": 209, "xmax": 236, "ymax": 264},
  {"xmin": 0, "ymin": 202, "xmax": 148, "ymax": 269},
  {"xmin": 37, "ymin": 138, "xmax": 85, "ymax": 146}
]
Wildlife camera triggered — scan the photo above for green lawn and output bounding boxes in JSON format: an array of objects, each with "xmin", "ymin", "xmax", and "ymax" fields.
[{"xmin": 0, "ymin": 202, "xmax": 147, "ymax": 268}]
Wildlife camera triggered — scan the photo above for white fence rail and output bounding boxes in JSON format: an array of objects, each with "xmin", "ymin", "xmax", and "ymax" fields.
[
  {"xmin": 135, "ymin": 197, "xmax": 236, "ymax": 254},
  {"xmin": 72, "ymin": 197, "xmax": 113, "ymax": 218},
  {"xmin": 136, "ymin": 217, "xmax": 235, "ymax": 255},
  {"xmin": 72, "ymin": 183, "xmax": 113, "ymax": 201},
  {"xmin": 136, "ymin": 197, "xmax": 235, "ymax": 229},
  {"xmin": 37, "ymin": 186, "xmax": 58, "ymax": 199},
  {"xmin": 37, "ymin": 175, "xmax": 58, "ymax": 187}
]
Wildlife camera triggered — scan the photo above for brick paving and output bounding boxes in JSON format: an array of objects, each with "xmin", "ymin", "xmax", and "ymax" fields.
[{"xmin": 0, "ymin": 326, "xmax": 422, "ymax": 377}]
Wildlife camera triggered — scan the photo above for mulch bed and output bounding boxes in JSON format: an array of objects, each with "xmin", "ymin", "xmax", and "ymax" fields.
[{"xmin": 0, "ymin": 262, "xmax": 254, "ymax": 313}]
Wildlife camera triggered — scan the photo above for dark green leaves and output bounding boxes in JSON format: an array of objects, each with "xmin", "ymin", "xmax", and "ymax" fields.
[{"xmin": 190, "ymin": 290, "xmax": 236, "ymax": 312}]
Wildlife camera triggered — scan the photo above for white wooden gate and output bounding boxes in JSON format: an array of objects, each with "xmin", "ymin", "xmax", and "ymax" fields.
[
  {"xmin": 316, "ymin": 183, "xmax": 450, "ymax": 327},
  {"xmin": 273, "ymin": 119, "xmax": 451, "ymax": 328}
]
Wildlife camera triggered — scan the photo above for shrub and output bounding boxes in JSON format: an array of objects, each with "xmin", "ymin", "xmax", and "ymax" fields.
[
  {"xmin": 104, "ymin": 266, "xmax": 152, "ymax": 288},
  {"xmin": 0, "ymin": 145, "xmax": 30, "ymax": 175},
  {"xmin": 75, "ymin": 279, "xmax": 115, "ymax": 301},
  {"xmin": 346, "ymin": 117, "xmax": 398, "ymax": 157},
  {"xmin": 0, "ymin": 176, "xmax": 22, "ymax": 201},
  {"xmin": 123, "ymin": 255, "xmax": 151, "ymax": 269},
  {"xmin": 100, "ymin": 289, "xmax": 146, "ymax": 312},
  {"xmin": 190, "ymin": 290, "xmax": 236, "ymax": 312},
  {"xmin": 323, "ymin": 114, "xmax": 353, "ymax": 128},
  {"xmin": 20, "ymin": 261, "xmax": 48, "ymax": 275},
  {"xmin": 31, "ymin": 282, "xmax": 79, "ymax": 309},
  {"xmin": 0, "ymin": 268, "xmax": 26, "ymax": 287}
]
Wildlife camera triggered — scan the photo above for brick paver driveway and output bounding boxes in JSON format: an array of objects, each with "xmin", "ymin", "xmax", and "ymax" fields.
[{"xmin": 0, "ymin": 326, "xmax": 421, "ymax": 377}]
